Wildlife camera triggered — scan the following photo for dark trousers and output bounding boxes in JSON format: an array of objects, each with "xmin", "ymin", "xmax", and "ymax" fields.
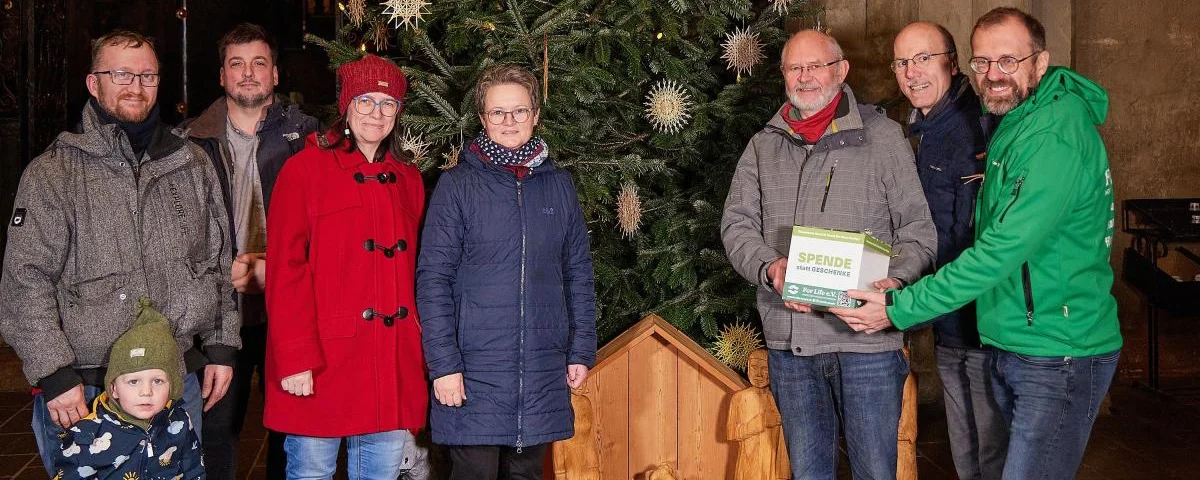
[
  {"xmin": 448, "ymin": 444, "xmax": 548, "ymax": 480},
  {"xmin": 202, "ymin": 323, "xmax": 287, "ymax": 480}
]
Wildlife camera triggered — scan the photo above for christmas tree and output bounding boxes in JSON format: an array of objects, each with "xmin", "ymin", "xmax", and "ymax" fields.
[{"xmin": 308, "ymin": 0, "xmax": 823, "ymax": 348}]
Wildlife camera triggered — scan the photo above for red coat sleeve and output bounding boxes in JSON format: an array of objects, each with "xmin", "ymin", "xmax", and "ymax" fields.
[{"xmin": 265, "ymin": 150, "xmax": 325, "ymax": 381}]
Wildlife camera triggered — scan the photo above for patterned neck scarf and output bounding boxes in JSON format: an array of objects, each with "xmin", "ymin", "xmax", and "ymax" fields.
[{"xmin": 471, "ymin": 131, "xmax": 548, "ymax": 168}]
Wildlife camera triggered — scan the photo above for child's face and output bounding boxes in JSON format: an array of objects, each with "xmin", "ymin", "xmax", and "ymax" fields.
[{"xmin": 110, "ymin": 369, "xmax": 171, "ymax": 420}]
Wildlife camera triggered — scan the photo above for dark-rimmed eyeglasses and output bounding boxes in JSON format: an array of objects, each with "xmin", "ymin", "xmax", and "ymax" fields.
[
  {"xmin": 781, "ymin": 59, "xmax": 842, "ymax": 77},
  {"xmin": 482, "ymin": 107, "xmax": 534, "ymax": 125},
  {"xmin": 890, "ymin": 51, "xmax": 954, "ymax": 72},
  {"xmin": 91, "ymin": 70, "xmax": 160, "ymax": 86},
  {"xmin": 352, "ymin": 96, "xmax": 402, "ymax": 117},
  {"xmin": 968, "ymin": 52, "xmax": 1040, "ymax": 75}
]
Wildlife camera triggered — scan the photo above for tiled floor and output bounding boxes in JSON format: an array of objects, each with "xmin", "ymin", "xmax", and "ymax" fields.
[{"xmin": 1, "ymin": 380, "xmax": 1197, "ymax": 479}]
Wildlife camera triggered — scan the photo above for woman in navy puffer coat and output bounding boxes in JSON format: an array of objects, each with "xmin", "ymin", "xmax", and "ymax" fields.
[{"xmin": 417, "ymin": 64, "xmax": 597, "ymax": 480}]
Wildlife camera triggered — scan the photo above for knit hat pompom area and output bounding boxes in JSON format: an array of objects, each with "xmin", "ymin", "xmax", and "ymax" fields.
[
  {"xmin": 104, "ymin": 297, "xmax": 184, "ymax": 400},
  {"xmin": 337, "ymin": 54, "xmax": 408, "ymax": 115}
]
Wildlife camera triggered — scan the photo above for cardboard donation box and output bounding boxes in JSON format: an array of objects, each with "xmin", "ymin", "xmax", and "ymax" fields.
[{"xmin": 782, "ymin": 226, "xmax": 892, "ymax": 308}]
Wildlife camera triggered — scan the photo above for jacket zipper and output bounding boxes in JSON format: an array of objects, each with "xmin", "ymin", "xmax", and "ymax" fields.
[
  {"xmin": 998, "ymin": 175, "xmax": 1025, "ymax": 223},
  {"xmin": 1021, "ymin": 262, "xmax": 1035, "ymax": 325},
  {"xmin": 516, "ymin": 179, "xmax": 526, "ymax": 453},
  {"xmin": 819, "ymin": 160, "xmax": 838, "ymax": 212},
  {"xmin": 130, "ymin": 154, "xmax": 152, "ymax": 294}
]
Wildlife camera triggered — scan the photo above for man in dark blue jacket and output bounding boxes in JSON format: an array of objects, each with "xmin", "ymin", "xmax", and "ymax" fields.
[
  {"xmin": 892, "ymin": 22, "xmax": 1007, "ymax": 480},
  {"xmin": 182, "ymin": 23, "xmax": 319, "ymax": 480}
]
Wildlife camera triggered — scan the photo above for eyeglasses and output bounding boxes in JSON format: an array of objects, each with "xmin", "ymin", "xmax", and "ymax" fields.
[
  {"xmin": 968, "ymin": 52, "xmax": 1040, "ymax": 75},
  {"xmin": 482, "ymin": 107, "xmax": 533, "ymax": 125},
  {"xmin": 352, "ymin": 96, "xmax": 402, "ymax": 117},
  {"xmin": 890, "ymin": 51, "xmax": 954, "ymax": 72},
  {"xmin": 91, "ymin": 70, "xmax": 161, "ymax": 86},
  {"xmin": 781, "ymin": 59, "xmax": 842, "ymax": 77}
]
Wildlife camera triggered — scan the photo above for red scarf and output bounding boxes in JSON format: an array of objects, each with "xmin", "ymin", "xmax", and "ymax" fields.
[{"xmin": 781, "ymin": 91, "xmax": 843, "ymax": 144}]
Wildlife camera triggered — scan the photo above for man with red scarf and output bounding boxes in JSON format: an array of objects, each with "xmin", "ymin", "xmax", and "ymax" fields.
[{"xmin": 721, "ymin": 30, "xmax": 936, "ymax": 479}]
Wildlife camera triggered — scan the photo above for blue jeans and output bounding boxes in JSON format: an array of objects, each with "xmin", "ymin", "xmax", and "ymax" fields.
[
  {"xmin": 33, "ymin": 371, "xmax": 202, "ymax": 476},
  {"xmin": 284, "ymin": 430, "xmax": 421, "ymax": 480},
  {"xmin": 768, "ymin": 349, "xmax": 909, "ymax": 480},
  {"xmin": 990, "ymin": 349, "xmax": 1119, "ymax": 480},
  {"xmin": 936, "ymin": 345, "xmax": 1008, "ymax": 480}
]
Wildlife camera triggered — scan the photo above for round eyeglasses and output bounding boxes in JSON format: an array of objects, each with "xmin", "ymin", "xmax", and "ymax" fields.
[
  {"xmin": 483, "ymin": 107, "xmax": 533, "ymax": 125},
  {"xmin": 352, "ymin": 96, "xmax": 401, "ymax": 117},
  {"xmin": 968, "ymin": 52, "xmax": 1040, "ymax": 75},
  {"xmin": 890, "ymin": 51, "xmax": 954, "ymax": 72},
  {"xmin": 91, "ymin": 70, "xmax": 161, "ymax": 87}
]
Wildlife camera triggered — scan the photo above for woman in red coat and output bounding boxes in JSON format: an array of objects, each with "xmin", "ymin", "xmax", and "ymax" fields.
[{"xmin": 263, "ymin": 54, "xmax": 428, "ymax": 479}]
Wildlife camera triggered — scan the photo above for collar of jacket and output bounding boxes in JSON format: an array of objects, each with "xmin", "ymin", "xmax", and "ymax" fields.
[
  {"xmin": 459, "ymin": 142, "xmax": 557, "ymax": 181},
  {"xmin": 908, "ymin": 74, "xmax": 976, "ymax": 134},
  {"xmin": 186, "ymin": 94, "xmax": 295, "ymax": 140},
  {"xmin": 764, "ymin": 84, "xmax": 868, "ymax": 153},
  {"xmin": 62, "ymin": 101, "xmax": 187, "ymax": 163},
  {"xmin": 73, "ymin": 393, "xmax": 176, "ymax": 438}
]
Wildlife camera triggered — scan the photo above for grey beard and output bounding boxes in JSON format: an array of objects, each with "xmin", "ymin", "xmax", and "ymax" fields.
[
  {"xmin": 231, "ymin": 91, "xmax": 272, "ymax": 109},
  {"xmin": 982, "ymin": 77, "xmax": 1039, "ymax": 115},
  {"xmin": 786, "ymin": 86, "xmax": 840, "ymax": 116}
]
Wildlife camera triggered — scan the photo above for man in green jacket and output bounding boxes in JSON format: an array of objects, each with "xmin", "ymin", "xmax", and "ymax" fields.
[{"xmin": 832, "ymin": 8, "xmax": 1122, "ymax": 479}]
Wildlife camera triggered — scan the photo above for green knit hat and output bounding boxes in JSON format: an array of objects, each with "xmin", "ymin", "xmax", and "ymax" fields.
[{"xmin": 105, "ymin": 297, "xmax": 183, "ymax": 400}]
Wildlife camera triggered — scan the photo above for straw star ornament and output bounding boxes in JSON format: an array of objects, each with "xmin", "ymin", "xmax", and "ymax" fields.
[
  {"xmin": 381, "ymin": 0, "xmax": 431, "ymax": 31},
  {"xmin": 644, "ymin": 80, "xmax": 692, "ymax": 134},
  {"xmin": 721, "ymin": 27, "xmax": 765, "ymax": 77}
]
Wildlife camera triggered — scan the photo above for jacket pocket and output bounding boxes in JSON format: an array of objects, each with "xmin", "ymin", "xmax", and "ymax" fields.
[
  {"xmin": 62, "ymin": 271, "xmax": 135, "ymax": 366},
  {"xmin": 1021, "ymin": 262, "xmax": 1035, "ymax": 326},
  {"xmin": 175, "ymin": 255, "xmax": 221, "ymax": 336},
  {"xmin": 997, "ymin": 174, "xmax": 1026, "ymax": 223},
  {"xmin": 919, "ymin": 156, "xmax": 958, "ymax": 192}
]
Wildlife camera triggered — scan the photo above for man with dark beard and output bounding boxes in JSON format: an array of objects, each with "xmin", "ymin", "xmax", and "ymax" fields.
[
  {"xmin": 721, "ymin": 29, "xmax": 936, "ymax": 479},
  {"xmin": 833, "ymin": 8, "xmax": 1121, "ymax": 479},
  {"xmin": 0, "ymin": 30, "xmax": 239, "ymax": 476},
  {"xmin": 182, "ymin": 23, "xmax": 319, "ymax": 480}
]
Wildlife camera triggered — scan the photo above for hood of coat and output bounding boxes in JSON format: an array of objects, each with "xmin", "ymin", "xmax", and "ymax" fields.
[
  {"xmin": 1010, "ymin": 66, "xmax": 1108, "ymax": 126},
  {"xmin": 184, "ymin": 94, "xmax": 300, "ymax": 140}
]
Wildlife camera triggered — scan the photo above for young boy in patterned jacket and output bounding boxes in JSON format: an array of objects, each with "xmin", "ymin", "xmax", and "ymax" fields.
[{"xmin": 51, "ymin": 298, "xmax": 204, "ymax": 480}]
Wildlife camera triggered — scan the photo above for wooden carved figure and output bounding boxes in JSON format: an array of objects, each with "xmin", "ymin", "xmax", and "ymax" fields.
[
  {"xmin": 552, "ymin": 384, "xmax": 601, "ymax": 480},
  {"xmin": 644, "ymin": 462, "xmax": 679, "ymax": 480},
  {"xmin": 725, "ymin": 349, "xmax": 789, "ymax": 480},
  {"xmin": 897, "ymin": 348, "xmax": 918, "ymax": 480}
]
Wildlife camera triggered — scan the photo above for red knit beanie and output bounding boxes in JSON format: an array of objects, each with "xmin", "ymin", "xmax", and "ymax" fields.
[{"xmin": 337, "ymin": 55, "xmax": 408, "ymax": 114}]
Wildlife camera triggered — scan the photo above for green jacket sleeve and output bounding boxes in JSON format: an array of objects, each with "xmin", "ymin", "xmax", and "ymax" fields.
[{"xmin": 887, "ymin": 133, "xmax": 1082, "ymax": 329}]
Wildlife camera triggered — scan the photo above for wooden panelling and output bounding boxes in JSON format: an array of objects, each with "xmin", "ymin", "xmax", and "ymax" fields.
[
  {"xmin": 628, "ymin": 335, "xmax": 678, "ymax": 474},
  {"xmin": 548, "ymin": 316, "xmax": 747, "ymax": 479},
  {"xmin": 862, "ymin": 0, "xmax": 918, "ymax": 102},
  {"xmin": 676, "ymin": 359, "xmax": 705, "ymax": 479},
  {"xmin": 816, "ymin": 0, "xmax": 1075, "ymax": 105},
  {"xmin": 700, "ymin": 366, "xmax": 738, "ymax": 479},
  {"xmin": 917, "ymin": 0, "xmax": 975, "ymax": 76},
  {"xmin": 1031, "ymin": 1, "xmax": 1073, "ymax": 66},
  {"xmin": 593, "ymin": 349, "xmax": 629, "ymax": 479}
]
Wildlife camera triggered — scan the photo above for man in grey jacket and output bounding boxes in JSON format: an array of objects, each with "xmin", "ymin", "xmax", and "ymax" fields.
[
  {"xmin": 0, "ymin": 30, "xmax": 239, "ymax": 475},
  {"xmin": 721, "ymin": 30, "xmax": 935, "ymax": 479}
]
